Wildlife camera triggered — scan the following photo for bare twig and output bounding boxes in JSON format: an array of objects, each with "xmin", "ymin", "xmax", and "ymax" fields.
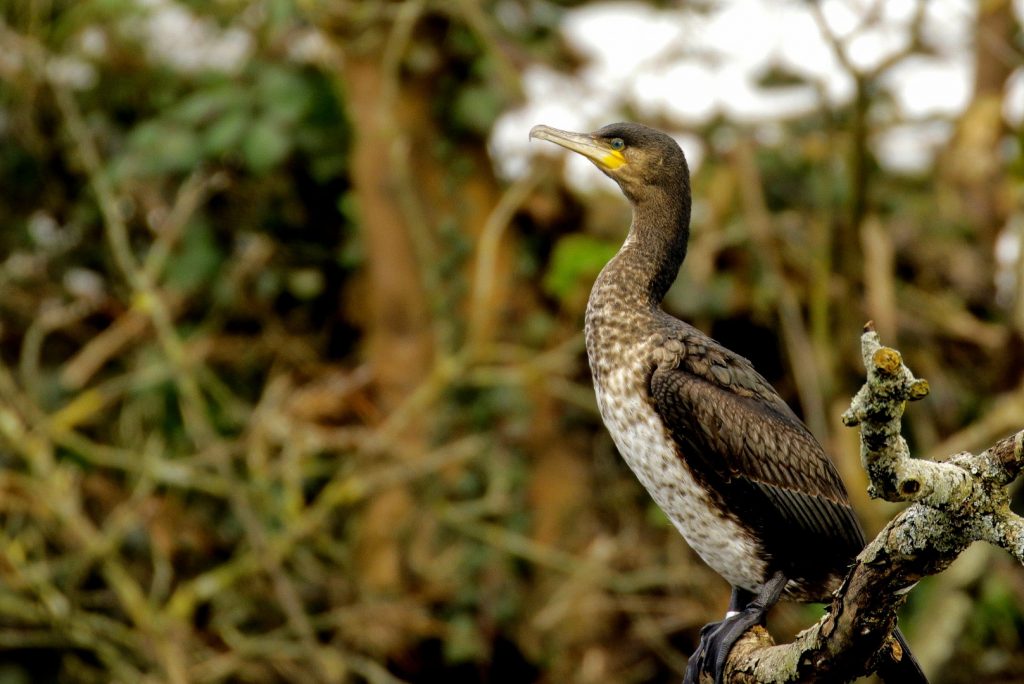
[{"xmin": 467, "ymin": 169, "xmax": 543, "ymax": 354}]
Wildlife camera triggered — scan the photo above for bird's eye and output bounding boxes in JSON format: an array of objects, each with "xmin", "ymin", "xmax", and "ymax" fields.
[{"xmin": 609, "ymin": 138, "xmax": 625, "ymax": 151}]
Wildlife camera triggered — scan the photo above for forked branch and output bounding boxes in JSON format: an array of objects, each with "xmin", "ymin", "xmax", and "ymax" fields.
[{"xmin": 714, "ymin": 324, "xmax": 1024, "ymax": 683}]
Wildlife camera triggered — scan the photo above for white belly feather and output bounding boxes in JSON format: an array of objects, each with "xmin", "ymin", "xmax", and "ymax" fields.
[{"xmin": 594, "ymin": 362, "xmax": 767, "ymax": 592}]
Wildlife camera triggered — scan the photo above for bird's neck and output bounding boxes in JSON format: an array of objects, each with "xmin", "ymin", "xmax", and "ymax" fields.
[{"xmin": 591, "ymin": 187, "xmax": 691, "ymax": 313}]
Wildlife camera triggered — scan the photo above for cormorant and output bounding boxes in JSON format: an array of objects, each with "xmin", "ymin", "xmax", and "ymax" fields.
[{"xmin": 529, "ymin": 122, "xmax": 926, "ymax": 684}]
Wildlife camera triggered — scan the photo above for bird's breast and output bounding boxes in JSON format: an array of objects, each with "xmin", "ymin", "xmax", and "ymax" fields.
[{"xmin": 588, "ymin": 333, "xmax": 768, "ymax": 593}]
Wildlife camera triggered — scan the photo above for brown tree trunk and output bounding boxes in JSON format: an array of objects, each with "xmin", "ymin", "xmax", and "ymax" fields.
[
  {"xmin": 335, "ymin": 38, "xmax": 515, "ymax": 593},
  {"xmin": 339, "ymin": 54, "xmax": 435, "ymax": 593},
  {"xmin": 344, "ymin": 56, "xmax": 435, "ymax": 411},
  {"xmin": 944, "ymin": 0, "xmax": 1015, "ymax": 255}
]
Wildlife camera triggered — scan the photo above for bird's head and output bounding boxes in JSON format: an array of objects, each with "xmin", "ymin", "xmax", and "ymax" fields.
[{"xmin": 529, "ymin": 122, "xmax": 689, "ymax": 203}]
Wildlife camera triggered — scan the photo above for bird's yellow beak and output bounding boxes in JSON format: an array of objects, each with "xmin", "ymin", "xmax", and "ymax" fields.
[{"xmin": 529, "ymin": 124, "xmax": 626, "ymax": 170}]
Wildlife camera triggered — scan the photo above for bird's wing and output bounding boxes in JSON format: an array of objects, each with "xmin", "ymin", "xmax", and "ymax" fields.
[{"xmin": 650, "ymin": 351, "xmax": 865, "ymax": 555}]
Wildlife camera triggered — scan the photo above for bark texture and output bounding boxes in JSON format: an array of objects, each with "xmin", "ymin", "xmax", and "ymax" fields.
[{"xmin": 709, "ymin": 324, "xmax": 1024, "ymax": 683}]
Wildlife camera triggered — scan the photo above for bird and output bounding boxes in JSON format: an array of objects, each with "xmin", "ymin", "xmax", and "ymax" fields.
[{"xmin": 529, "ymin": 122, "xmax": 926, "ymax": 684}]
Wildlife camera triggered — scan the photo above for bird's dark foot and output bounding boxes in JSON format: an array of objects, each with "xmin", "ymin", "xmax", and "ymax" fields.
[
  {"xmin": 683, "ymin": 574, "xmax": 787, "ymax": 684},
  {"xmin": 682, "ymin": 604, "xmax": 767, "ymax": 684}
]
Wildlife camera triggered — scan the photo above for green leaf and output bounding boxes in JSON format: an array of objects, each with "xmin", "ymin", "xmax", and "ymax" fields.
[
  {"xmin": 164, "ymin": 220, "xmax": 222, "ymax": 292},
  {"xmin": 242, "ymin": 119, "xmax": 290, "ymax": 173},
  {"xmin": 204, "ymin": 109, "xmax": 249, "ymax": 156},
  {"xmin": 266, "ymin": 0, "xmax": 300, "ymax": 25},
  {"xmin": 172, "ymin": 84, "xmax": 246, "ymax": 125},
  {"xmin": 127, "ymin": 121, "xmax": 202, "ymax": 175},
  {"xmin": 451, "ymin": 83, "xmax": 504, "ymax": 135},
  {"xmin": 443, "ymin": 613, "xmax": 486, "ymax": 663},
  {"xmin": 543, "ymin": 234, "xmax": 618, "ymax": 304},
  {"xmin": 256, "ymin": 67, "xmax": 312, "ymax": 125},
  {"xmin": 646, "ymin": 501, "xmax": 672, "ymax": 528}
]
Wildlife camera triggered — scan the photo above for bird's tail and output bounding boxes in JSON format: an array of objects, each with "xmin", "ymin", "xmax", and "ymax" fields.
[{"xmin": 876, "ymin": 627, "xmax": 927, "ymax": 684}]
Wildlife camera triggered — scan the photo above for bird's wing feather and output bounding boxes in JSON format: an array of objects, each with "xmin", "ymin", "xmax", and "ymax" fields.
[{"xmin": 650, "ymin": 349, "xmax": 865, "ymax": 554}]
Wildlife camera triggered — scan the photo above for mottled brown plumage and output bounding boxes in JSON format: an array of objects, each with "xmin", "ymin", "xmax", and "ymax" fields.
[{"xmin": 529, "ymin": 122, "xmax": 926, "ymax": 684}]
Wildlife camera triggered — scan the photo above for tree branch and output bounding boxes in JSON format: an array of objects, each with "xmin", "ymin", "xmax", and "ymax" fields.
[{"xmin": 708, "ymin": 324, "xmax": 1024, "ymax": 683}]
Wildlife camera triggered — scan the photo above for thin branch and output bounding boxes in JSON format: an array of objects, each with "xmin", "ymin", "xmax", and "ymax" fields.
[
  {"xmin": 142, "ymin": 169, "xmax": 226, "ymax": 282},
  {"xmin": 467, "ymin": 168, "xmax": 543, "ymax": 354},
  {"xmin": 46, "ymin": 62, "xmax": 216, "ymax": 447},
  {"xmin": 981, "ymin": 510, "xmax": 1024, "ymax": 564}
]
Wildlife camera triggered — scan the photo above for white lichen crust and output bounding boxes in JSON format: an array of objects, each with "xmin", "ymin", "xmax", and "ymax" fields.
[{"xmin": 716, "ymin": 326, "xmax": 1024, "ymax": 684}]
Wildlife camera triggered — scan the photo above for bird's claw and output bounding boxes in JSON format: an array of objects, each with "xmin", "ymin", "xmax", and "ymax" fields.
[{"xmin": 683, "ymin": 606, "xmax": 765, "ymax": 684}]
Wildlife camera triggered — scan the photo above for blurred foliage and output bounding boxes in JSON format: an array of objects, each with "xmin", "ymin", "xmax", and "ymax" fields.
[
  {"xmin": 543, "ymin": 234, "xmax": 619, "ymax": 306},
  {"xmin": 0, "ymin": 0, "xmax": 1022, "ymax": 683}
]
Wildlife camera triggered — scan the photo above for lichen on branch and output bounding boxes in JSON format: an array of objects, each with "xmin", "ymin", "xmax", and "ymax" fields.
[
  {"xmin": 842, "ymin": 323, "xmax": 968, "ymax": 506},
  {"xmin": 713, "ymin": 325, "xmax": 1024, "ymax": 683}
]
